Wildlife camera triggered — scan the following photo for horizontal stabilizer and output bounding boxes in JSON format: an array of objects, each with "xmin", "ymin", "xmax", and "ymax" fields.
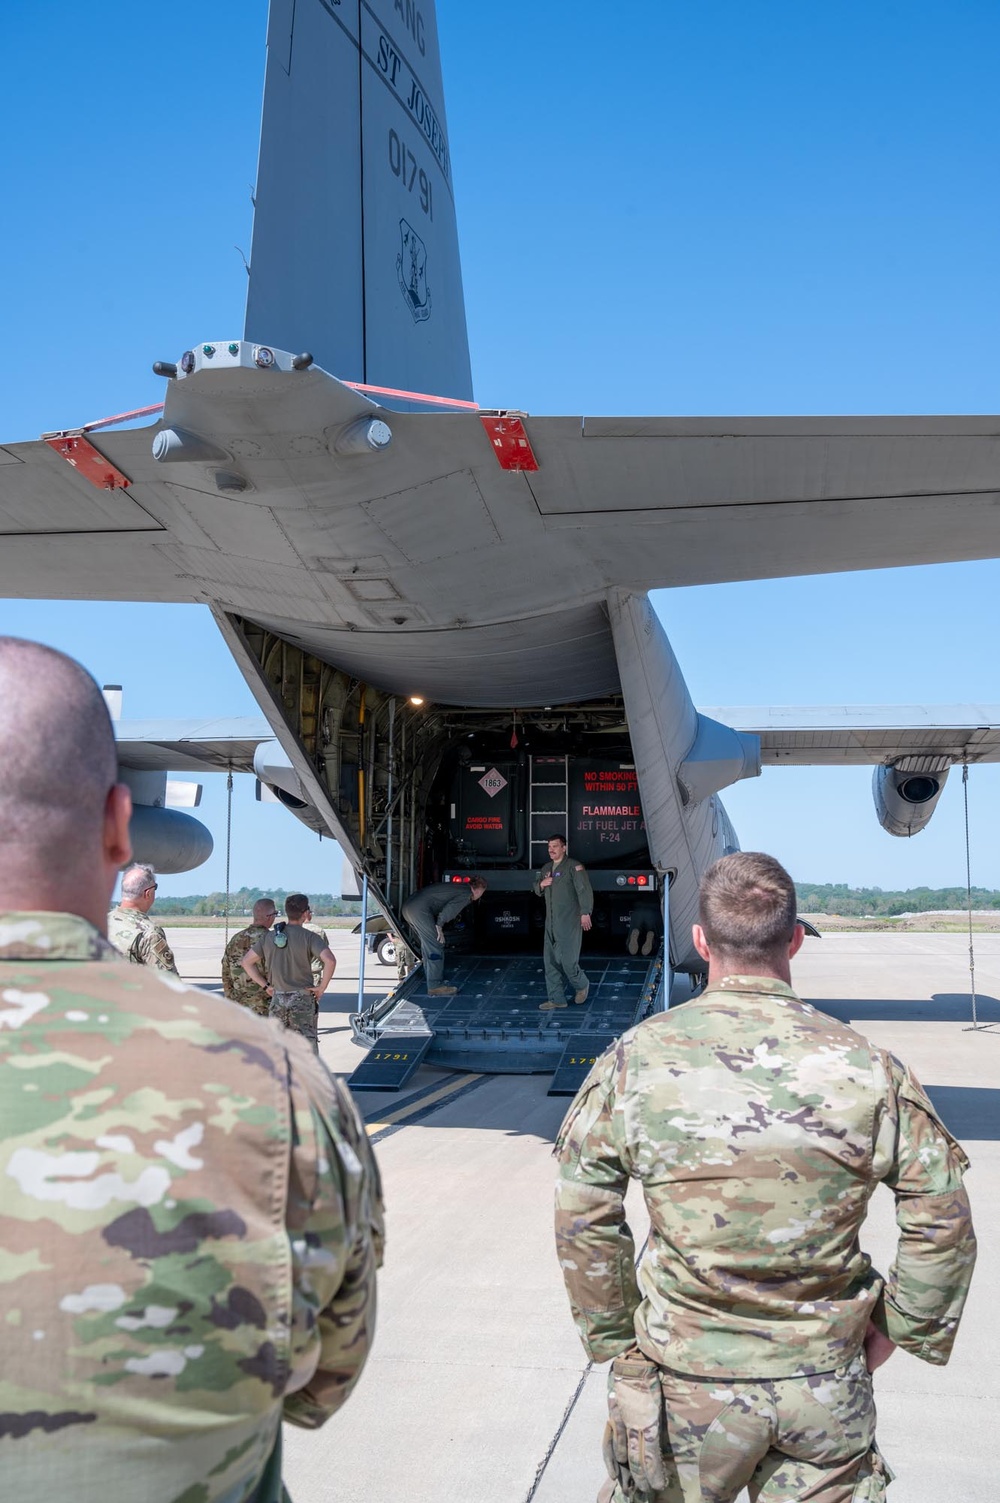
[{"xmin": 5, "ymin": 379, "xmax": 1000, "ymax": 617}]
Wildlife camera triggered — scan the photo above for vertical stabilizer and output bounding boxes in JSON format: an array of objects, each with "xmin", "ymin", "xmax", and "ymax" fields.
[{"xmin": 245, "ymin": 0, "xmax": 473, "ymax": 400}]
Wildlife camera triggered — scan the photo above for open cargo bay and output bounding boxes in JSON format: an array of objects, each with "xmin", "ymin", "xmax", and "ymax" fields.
[{"xmin": 345, "ymin": 698, "xmax": 670, "ymax": 1090}]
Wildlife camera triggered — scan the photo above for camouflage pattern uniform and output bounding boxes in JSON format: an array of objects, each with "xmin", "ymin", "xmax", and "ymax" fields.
[
  {"xmin": 304, "ymin": 919, "xmax": 331, "ymax": 989},
  {"xmin": 107, "ymin": 903, "xmax": 179, "ymax": 976},
  {"xmin": 0, "ymin": 910, "xmax": 383, "ymax": 1503},
  {"xmin": 270, "ymin": 990, "xmax": 319, "ymax": 1047},
  {"xmin": 555, "ymin": 976, "xmax": 977, "ymax": 1502},
  {"xmin": 221, "ymin": 922, "xmax": 272, "ymax": 1017},
  {"xmin": 255, "ymin": 925, "xmax": 329, "ymax": 1054},
  {"xmin": 394, "ymin": 935, "xmax": 416, "ymax": 984}
]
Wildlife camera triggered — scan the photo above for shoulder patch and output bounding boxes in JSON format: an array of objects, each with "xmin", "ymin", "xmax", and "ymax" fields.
[{"xmin": 575, "ymin": 865, "xmax": 584, "ymax": 871}]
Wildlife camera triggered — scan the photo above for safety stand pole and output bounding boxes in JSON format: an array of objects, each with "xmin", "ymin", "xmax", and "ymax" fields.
[
  {"xmin": 961, "ymin": 763, "xmax": 996, "ymax": 1033},
  {"xmin": 386, "ymin": 699, "xmax": 396, "ymax": 910},
  {"xmin": 357, "ymin": 871, "xmax": 369, "ymax": 1012},
  {"xmin": 224, "ymin": 769, "xmax": 234, "ymax": 947}
]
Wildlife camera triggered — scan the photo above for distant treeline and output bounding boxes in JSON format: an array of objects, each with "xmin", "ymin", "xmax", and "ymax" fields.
[
  {"xmin": 152, "ymin": 881, "xmax": 1000, "ymax": 920},
  {"xmin": 152, "ymin": 887, "xmax": 361, "ymax": 917},
  {"xmin": 796, "ymin": 883, "xmax": 1000, "ymax": 917}
]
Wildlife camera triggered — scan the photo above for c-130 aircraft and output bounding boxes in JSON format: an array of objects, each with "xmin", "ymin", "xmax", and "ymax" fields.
[{"xmin": 4, "ymin": 1, "xmax": 1000, "ymax": 1088}]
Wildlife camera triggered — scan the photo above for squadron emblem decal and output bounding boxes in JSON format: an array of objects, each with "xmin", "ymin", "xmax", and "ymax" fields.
[{"xmin": 397, "ymin": 218, "xmax": 431, "ymax": 322}]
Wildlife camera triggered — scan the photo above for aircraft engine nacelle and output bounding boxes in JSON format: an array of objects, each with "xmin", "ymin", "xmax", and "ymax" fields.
[
  {"xmin": 872, "ymin": 761, "xmax": 950, "ymax": 838},
  {"xmin": 253, "ymin": 740, "xmax": 327, "ymax": 836},
  {"xmin": 128, "ymin": 804, "xmax": 214, "ymax": 873}
]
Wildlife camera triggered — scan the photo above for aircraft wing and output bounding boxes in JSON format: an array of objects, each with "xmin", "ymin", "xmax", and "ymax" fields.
[
  {"xmin": 701, "ymin": 705, "xmax": 1000, "ymax": 766},
  {"xmin": 115, "ymin": 716, "xmax": 273, "ymax": 775}
]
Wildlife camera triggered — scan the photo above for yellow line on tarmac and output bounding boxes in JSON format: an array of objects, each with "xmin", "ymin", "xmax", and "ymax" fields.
[{"xmin": 365, "ymin": 1073, "xmax": 482, "ymax": 1133}]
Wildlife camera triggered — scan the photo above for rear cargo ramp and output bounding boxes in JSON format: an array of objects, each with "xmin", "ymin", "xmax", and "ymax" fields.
[{"xmin": 348, "ymin": 949, "xmax": 663, "ymax": 1088}]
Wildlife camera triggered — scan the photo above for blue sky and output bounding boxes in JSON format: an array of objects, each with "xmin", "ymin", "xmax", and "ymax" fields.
[{"xmin": 2, "ymin": 1, "xmax": 999, "ymax": 896}]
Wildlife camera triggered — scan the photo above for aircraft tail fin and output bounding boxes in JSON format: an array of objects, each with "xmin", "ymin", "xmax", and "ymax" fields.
[{"xmin": 245, "ymin": 0, "xmax": 473, "ymax": 401}]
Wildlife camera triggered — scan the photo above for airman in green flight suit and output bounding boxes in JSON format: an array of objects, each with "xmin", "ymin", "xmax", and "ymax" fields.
[{"xmin": 534, "ymin": 835, "xmax": 594, "ymax": 1011}]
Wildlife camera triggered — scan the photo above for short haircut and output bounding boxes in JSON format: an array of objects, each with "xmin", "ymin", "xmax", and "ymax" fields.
[
  {"xmin": 548, "ymin": 835, "xmax": 566, "ymax": 847},
  {"xmin": 0, "ymin": 637, "xmax": 118, "ymax": 872},
  {"xmin": 469, "ymin": 876, "xmax": 487, "ymax": 893},
  {"xmin": 252, "ymin": 898, "xmax": 276, "ymax": 922},
  {"xmin": 699, "ymin": 852, "xmax": 798, "ymax": 963},
  {"xmin": 285, "ymin": 893, "xmax": 310, "ymax": 919},
  {"xmin": 121, "ymin": 863, "xmax": 157, "ymax": 898}
]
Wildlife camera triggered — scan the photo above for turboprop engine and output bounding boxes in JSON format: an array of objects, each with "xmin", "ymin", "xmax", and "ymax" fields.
[
  {"xmin": 253, "ymin": 740, "xmax": 327, "ymax": 836},
  {"xmin": 872, "ymin": 760, "xmax": 951, "ymax": 837}
]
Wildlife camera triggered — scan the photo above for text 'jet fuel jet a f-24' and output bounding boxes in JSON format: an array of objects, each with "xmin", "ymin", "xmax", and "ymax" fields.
[{"xmin": 3, "ymin": 0, "xmax": 1000, "ymax": 1090}]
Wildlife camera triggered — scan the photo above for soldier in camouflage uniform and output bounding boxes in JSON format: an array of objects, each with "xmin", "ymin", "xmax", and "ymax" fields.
[
  {"xmin": 555, "ymin": 851, "xmax": 976, "ymax": 1503},
  {"xmin": 221, "ymin": 897, "xmax": 278, "ymax": 1016},
  {"xmin": 243, "ymin": 894, "xmax": 336, "ymax": 1051},
  {"xmin": 107, "ymin": 862, "xmax": 179, "ymax": 975},
  {"xmin": 0, "ymin": 637, "xmax": 383, "ymax": 1503},
  {"xmin": 304, "ymin": 914, "xmax": 332, "ymax": 988}
]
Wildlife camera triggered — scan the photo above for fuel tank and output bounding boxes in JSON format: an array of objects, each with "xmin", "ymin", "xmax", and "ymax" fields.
[{"xmin": 127, "ymin": 804, "xmax": 213, "ymax": 873}]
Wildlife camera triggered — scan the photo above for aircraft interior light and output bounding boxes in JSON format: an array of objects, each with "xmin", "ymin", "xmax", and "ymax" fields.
[{"xmin": 409, "ymin": 695, "xmax": 425, "ymax": 705}]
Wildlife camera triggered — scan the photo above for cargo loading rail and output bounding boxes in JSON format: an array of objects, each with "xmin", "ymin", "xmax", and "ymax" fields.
[{"xmin": 348, "ymin": 946, "xmax": 665, "ymax": 1092}]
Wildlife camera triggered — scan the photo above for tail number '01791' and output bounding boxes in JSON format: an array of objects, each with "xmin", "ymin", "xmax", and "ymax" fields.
[{"xmin": 388, "ymin": 129, "xmax": 433, "ymax": 220}]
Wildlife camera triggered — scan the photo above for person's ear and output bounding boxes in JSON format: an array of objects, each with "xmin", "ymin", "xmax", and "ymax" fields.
[
  {"xmin": 692, "ymin": 923, "xmax": 711, "ymax": 964},
  {"xmin": 104, "ymin": 783, "xmax": 133, "ymax": 872},
  {"xmin": 788, "ymin": 923, "xmax": 806, "ymax": 960}
]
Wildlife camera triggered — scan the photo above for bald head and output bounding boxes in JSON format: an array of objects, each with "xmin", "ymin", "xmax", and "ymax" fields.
[
  {"xmin": 253, "ymin": 898, "xmax": 277, "ymax": 926},
  {"xmin": 0, "ymin": 638, "xmax": 131, "ymax": 925}
]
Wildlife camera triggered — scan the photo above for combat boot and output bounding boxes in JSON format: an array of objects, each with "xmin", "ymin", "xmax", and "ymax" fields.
[{"xmin": 427, "ymin": 985, "xmax": 457, "ymax": 996}]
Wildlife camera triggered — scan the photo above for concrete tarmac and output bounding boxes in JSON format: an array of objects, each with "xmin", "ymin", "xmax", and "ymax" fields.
[{"xmin": 168, "ymin": 927, "xmax": 1000, "ymax": 1503}]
